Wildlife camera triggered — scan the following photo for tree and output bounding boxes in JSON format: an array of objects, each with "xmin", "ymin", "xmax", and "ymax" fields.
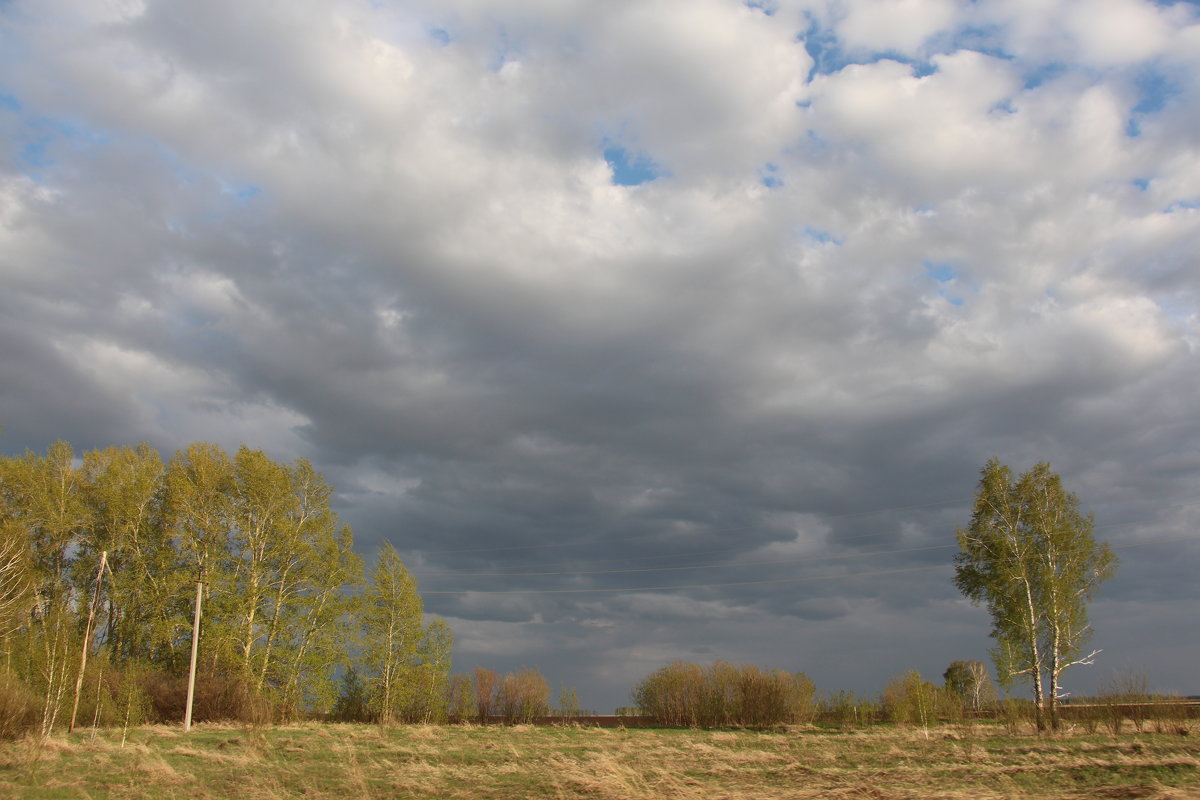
[
  {"xmin": 942, "ymin": 660, "xmax": 996, "ymax": 712},
  {"xmin": 881, "ymin": 670, "xmax": 939, "ymax": 733},
  {"xmin": 413, "ymin": 618, "xmax": 453, "ymax": 722},
  {"xmin": 78, "ymin": 444, "xmax": 174, "ymax": 665},
  {"xmin": 0, "ymin": 519, "xmax": 34, "ymax": 643},
  {"xmin": 166, "ymin": 442, "xmax": 238, "ymax": 671},
  {"xmin": 473, "ymin": 666, "xmax": 498, "ymax": 723},
  {"xmin": 954, "ymin": 459, "xmax": 1116, "ymax": 730},
  {"xmin": 496, "ymin": 667, "xmax": 550, "ymax": 724},
  {"xmin": 361, "ymin": 543, "xmax": 423, "ymax": 724},
  {"xmin": 558, "ymin": 685, "xmax": 580, "ymax": 721}
]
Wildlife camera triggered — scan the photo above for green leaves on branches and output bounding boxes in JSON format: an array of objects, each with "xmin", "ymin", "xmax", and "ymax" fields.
[{"xmin": 954, "ymin": 458, "xmax": 1116, "ymax": 730}]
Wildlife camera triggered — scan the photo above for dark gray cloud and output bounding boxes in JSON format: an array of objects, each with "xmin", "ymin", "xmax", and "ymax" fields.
[{"xmin": 2, "ymin": 0, "xmax": 1198, "ymax": 712}]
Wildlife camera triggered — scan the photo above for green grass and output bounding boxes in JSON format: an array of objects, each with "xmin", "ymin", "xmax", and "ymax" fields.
[{"xmin": 1, "ymin": 721, "xmax": 1197, "ymax": 799}]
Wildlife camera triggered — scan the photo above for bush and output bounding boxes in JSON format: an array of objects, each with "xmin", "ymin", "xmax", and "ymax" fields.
[
  {"xmin": 446, "ymin": 673, "xmax": 476, "ymax": 723},
  {"xmin": 882, "ymin": 670, "xmax": 960, "ymax": 729},
  {"xmin": 999, "ymin": 697, "xmax": 1034, "ymax": 736},
  {"xmin": 634, "ymin": 661, "xmax": 815, "ymax": 728},
  {"xmin": 0, "ymin": 670, "xmax": 39, "ymax": 740},
  {"xmin": 818, "ymin": 690, "xmax": 882, "ymax": 728},
  {"xmin": 497, "ymin": 667, "xmax": 550, "ymax": 724},
  {"xmin": 332, "ymin": 666, "xmax": 372, "ymax": 722},
  {"xmin": 474, "ymin": 666, "xmax": 498, "ymax": 723},
  {"xmin": 143, "ymin": 670, "xmax": 271, "ymax": 725}
]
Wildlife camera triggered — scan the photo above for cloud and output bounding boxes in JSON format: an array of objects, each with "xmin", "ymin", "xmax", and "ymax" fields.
[
  {"xmin": 837, "ymin": 0, "xmax": 961, "ymax": 56},
  {"xmin": 1, "ymin": 0, "xmax": 1198, "ymax": 711}
]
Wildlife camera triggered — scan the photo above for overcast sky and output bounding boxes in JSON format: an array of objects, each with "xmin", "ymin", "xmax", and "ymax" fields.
[{"xmin": 2, "ymin": 0, "xmax": 1198, "ymax": 713}]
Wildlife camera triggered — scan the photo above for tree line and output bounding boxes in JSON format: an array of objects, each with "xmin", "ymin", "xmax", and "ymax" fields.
[
  {"xmin": 0, "ymin": 448, "xmax": 1127, "ymax": 737},
  {"xmin": 0, "ymin": 440, "xmax": 454, "ymax": 734}
]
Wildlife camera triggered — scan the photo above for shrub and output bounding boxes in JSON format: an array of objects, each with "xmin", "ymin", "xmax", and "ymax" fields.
[
  {"xmin": 143, "ymin": 670, "xmax": 271, "ymax": 725},
  {"xmin": 0, "ymin": 670, "xmax": 39, "ymax": 740},
  {"xmin": 634, "ymin": 661, "xmax": 816, "ymax": 728},
  {"xmin": 818, "ymin": 690, "xmax": 881, "ymax": 728},
  {"xmin": 497, "ymin": 667, "xmax": 550, "ymax": 724},
  {"xmin": 332, "ymin": 666, "xmax": 372, "ymax": 722},
  {"xmin": 474, "ymin": 666, "xmax": 498, "ymax": 723},
  {"xmin": 446, "ymin": 673, "xmax": 476, "ymax": 723},
  {"xmin": 882, "ymin": 670, "xmax": 939, "ymax": 729}
]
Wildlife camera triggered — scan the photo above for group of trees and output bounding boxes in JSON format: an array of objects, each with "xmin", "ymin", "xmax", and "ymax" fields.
[
  {"xmin": 0, "ymin": 440, "xmax": 452, "ymax": 735},
  {"xmin": 334, "ymin": 665, "xmax": 554, "ymax": 724},
  {"xmin": 628, "ymin": 660, "xmax": 1004, "ymax": 729},
  {"xmin": 633, "ymin": 661, "xmax": 817, "ymax": 727},
  {"xmin": 0, "ymin": 443, "xmax": 1120, "ymax": 738}
]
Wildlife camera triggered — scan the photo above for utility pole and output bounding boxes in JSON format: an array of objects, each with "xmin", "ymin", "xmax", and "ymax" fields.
[
  {"xmin": 68, "ymin": 550, "xmax": 107, "ymax": 733},
  {"xmin": 183, "ymin": 578, "xmax": 204, "ymax": 732}
]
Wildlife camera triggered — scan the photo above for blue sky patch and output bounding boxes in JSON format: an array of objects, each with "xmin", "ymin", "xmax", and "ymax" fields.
[
  {"xmin": 744, "ymin": 0, "xmax": 777, "ymax": 15},
  {"xmin": 488, "ymin": 26, "xmax": 522, "ymax": 71},
  {"xmin": 428, "ymin": 27, "xmax": 451, "ymax": 47},
  {"xmin": 947, "ymin": 25, "xmax": 1011, "ymax": 60},
  {"xmin": 910, "ymin": 60, "xmax": 938, "ymax": 78},
  {"xmin": 13, "ymin": 114, "xmax": 110, "ymax": 180},
  {"xmin": 1132, "ymin": 68, "xmax": 1180, "ymax": 114},
  {"xmin": 1022, "ymin": 61, "xmax": 1067, "ymax": 90},
  {"xmin": 924, "ymin": 260, "xmax": 973, "ymax": 306},
  {"xmin": 799, "ymin": 12, "xmax": 948, "ymax": 80},
  {"xmin": 802, "ymin": 227, "xmax": 844, "ymax": 246},
  {"xmin": 941, "ymin": 292, "xmax": 965, "ymax": 306},
  {"xmin": 924, "ymin": 261, "xmax": 958, "ymax": 283},
  {"xmin": 800, "ymin": 16, "xmax": 847, "ymax": 79},
  {"xmin": 222, "ymin": 182, "xmax": 262, "ymax": 205},
  {"xmin": 760, "ymin": 162, "xmax": 782, "ymax": 189},
  {"xmin": 0, "ymin": 92, "xmax": 20, "ymax": 112},
  {"xmin": 604, "ymin": 145, "xmax": 661, "ymax": 186},
  {"xmin": 1133, "ymin": 177, "xmax": 1151, "ymax": 191}
]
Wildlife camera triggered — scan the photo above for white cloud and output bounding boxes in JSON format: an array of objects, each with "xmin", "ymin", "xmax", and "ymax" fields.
[
  {"xmin": 838, "ymin": 0, "xmax": 961, "ymax": 55},
  {"xmin": 1065, "ymin": 0, "xmax": 1173, "ymax": 66},
  {"xmin": 2, "ymin": 0, "xmax": 1198, "ymax": 710}
]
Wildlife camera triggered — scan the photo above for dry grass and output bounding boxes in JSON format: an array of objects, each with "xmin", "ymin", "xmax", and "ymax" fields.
[{"xmin": 0, "ymin": 721, "xmax": 1196, "ymax": 799}]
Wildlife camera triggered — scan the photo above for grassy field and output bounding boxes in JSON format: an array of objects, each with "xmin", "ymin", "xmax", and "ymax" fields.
[{"xmin": 2, "ymin": 721, "xmax": 1198, "ymax": 800}]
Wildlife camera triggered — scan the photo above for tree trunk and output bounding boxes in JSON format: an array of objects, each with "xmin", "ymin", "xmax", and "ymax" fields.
[
  {"xmin": 68, "ymin": 551, "xmax": 107, "ymax": 733},
  {"xmin": 1021, "ymin": 578, "xmax": 1046, "ymax": 732}
]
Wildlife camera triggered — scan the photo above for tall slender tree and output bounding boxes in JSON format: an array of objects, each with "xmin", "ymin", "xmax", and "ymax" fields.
[
  {"xmin": 165, "ymin": 443, "xmax": 237, "ymax": 673},
  {"xmin": 361, "ymin": 543, "xmax": 423, "ymax": 724},
  {"xmin": 78, "ymin": 444, "xmax": 174, "ymax": 664}
]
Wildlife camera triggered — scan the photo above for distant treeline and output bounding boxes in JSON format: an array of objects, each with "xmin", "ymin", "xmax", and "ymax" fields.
[
  {"xmin": 627, "ymin": 661, "xmax": 1196, "ymax": 733},
  {"xmin": 0, "ymin": 440, "xmax": 455, "ymax": 737}
]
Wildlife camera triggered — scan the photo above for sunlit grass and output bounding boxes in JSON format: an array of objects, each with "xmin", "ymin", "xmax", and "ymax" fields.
[{"xmin": 1, "ymin": 721, "xmax": 1197, "ymax": 799}]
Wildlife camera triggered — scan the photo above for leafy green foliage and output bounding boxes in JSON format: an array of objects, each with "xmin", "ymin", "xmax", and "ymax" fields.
[
  {"xmin": 0, "ymin": 439, "xmax": 451, "ymax": 731},
  {"xmin": 942, "ymin": 659, "xmax": 997, "ymax": 712},
  {"xmin": 954, "ymin": 459, "xmax": 1117, "ymax": 729}
]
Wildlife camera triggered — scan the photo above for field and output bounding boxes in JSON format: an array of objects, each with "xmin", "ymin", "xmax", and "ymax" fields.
[{"xmin": 2, "ymin": 722, "xmax": 1198, "ymax": 800}]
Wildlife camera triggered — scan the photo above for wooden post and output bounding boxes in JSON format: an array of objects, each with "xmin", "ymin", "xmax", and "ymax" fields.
[
  {"xmin": 183, "ymin": 579, "xmax": 203, "ymax": 732},
  {"xmin": 68, "ymin": 550, "xmax": 107, "ymax": 734}
]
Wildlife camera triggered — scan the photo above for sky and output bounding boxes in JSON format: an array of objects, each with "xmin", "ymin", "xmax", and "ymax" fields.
[{"xmin": 1, "ymin": 0, "xmax": 1199, "ymax": 714}]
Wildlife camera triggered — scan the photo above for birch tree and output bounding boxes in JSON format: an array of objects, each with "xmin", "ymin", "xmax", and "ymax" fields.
[
  {"xmin": 954, "ymin": 459, "xmax": 1116, "ymax": 730},
  {"xmin": 362, "ymin": 543, "xmax": 423, "ymax": 724},
  {"xmin": 78, "ymin": 444, "xmax": 176, "ymax": 664},
  {"xmin": 165, "ymin": 443, "xmax": 237, "ymax": 671}
]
